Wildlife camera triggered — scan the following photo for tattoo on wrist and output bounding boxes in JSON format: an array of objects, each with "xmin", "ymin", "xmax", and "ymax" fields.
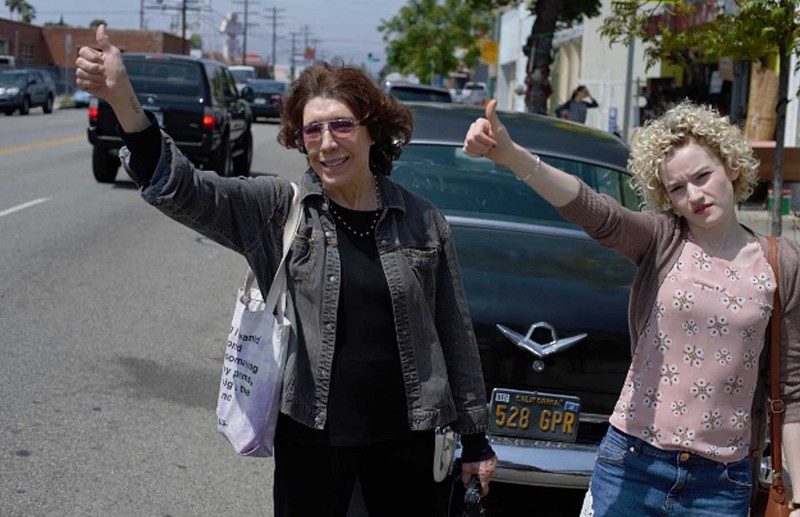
[{"xmin": 129, "ymin": 95, "xmax": 142, "ymax": 114}]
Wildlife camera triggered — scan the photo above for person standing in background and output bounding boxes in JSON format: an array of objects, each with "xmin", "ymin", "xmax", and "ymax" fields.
[{"xmin": 555, "ymin": 85, "xmax": 599, "ymax": 123}]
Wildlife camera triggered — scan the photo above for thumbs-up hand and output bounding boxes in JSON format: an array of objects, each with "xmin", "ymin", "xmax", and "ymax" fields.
[
  {"xmin": 462, "ymin": 99, "xmax": 516, "ymax": 166},
  {"xmin": 75, "ymin": 24, "xmax": 131, "ymax": 106}
]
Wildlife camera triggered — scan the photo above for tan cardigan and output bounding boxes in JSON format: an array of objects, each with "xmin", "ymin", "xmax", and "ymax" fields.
[{"xmin": 558, "ymin": 180, "xmax": 800, "ymax": 471}]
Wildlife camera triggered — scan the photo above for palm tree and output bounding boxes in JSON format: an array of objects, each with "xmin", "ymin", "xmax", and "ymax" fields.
[{"xmin": 6, "ymin": 0, "xmax": 36, "ymax": 23}]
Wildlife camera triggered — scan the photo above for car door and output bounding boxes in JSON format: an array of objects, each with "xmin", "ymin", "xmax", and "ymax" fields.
[{"xmin": 27, "ymin": 72, "xmax": 43, "ymax": 104}]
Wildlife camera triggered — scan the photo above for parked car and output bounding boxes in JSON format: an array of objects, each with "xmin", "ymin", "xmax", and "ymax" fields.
[
  {"xmin": 0, "ymin": 55, "xmax": 15, "ymax": 69},
  {"xmin": 459, "ymin": 81, "xmax": 488, "ymax": 106},
  {"xmin": 0, "ymin": 68, "xmax": 56, "ymax": 115},
  {"xmin": 240, "ymin": 79, "xmax": 288, "ymax": 120},
  {"xmin": 87, "ymin": 53, "xmax": 253, "ymax": 183},
  {"xmin": 228, "ymin": 65, "xmax": 257, "ymax": 91},
  {"xmin": 384, "ymin": 81, "xmax": 453, "ymax": 103},
  {"xmin": 389, "ymin": 103, "xmax": 636, "ymax": 498},
  {"xmin": 72, "ymin": 88, "xmax": 92, "ymax": 108}
]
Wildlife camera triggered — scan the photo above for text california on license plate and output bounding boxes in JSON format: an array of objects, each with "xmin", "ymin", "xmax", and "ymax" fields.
[{"xmin": 489, "ymin": 388, "xmax": 581, "ymax": 442}]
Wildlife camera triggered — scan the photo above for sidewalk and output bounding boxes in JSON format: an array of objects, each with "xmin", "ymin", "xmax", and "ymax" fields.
[{"xmin": 736, "ymin": 207, "xmax": 800, "ymax": 244}]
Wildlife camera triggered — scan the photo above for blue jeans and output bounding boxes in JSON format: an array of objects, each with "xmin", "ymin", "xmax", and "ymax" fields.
[{"xmin": 584, "ymin": 425, "xmax": 752, "ymax": 516}]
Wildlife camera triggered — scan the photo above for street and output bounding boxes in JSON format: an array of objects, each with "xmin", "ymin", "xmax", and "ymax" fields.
[
  {"xmin": 0, "ymin": 108, "xmax": 585, "ymax": 516},
  {"xmin": 0, "ymin": 108, "xmax": 304, "ymax": 516}
]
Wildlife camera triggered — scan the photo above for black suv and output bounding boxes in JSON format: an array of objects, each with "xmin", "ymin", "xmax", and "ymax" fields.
[
  {"xmin": 0, "ymin": 69, "xmax": 56, "ymax": 115},
  {"xmin": 87, "ymin": 53, "xmax": 253, "ymax": 183}
]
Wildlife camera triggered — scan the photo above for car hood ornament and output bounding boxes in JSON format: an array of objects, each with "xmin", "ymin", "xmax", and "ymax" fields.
[{"xmin": 496, "ymin": 322, "xmax": 588, "ymax": 372}]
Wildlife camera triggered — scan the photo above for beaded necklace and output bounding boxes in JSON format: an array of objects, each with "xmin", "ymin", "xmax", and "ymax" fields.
[{"xmin": 326, "ymin": 177, "xmax": 382, "ymax": 238}]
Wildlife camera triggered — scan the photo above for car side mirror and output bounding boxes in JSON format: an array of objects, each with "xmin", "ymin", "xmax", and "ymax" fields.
[{"xmin": 240, "ymin": 86, "xmax": 252, "ymax": 98}]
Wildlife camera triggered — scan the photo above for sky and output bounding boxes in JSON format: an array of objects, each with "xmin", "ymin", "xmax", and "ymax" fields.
[{"xmin": 22, "ymin": 0, "xmax": 409, "ymax": 70}]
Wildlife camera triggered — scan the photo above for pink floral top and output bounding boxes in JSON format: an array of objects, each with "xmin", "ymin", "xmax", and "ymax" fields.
[{"xmin": 612, "ymin": 236, "xmax": 775, "ymax": 462}]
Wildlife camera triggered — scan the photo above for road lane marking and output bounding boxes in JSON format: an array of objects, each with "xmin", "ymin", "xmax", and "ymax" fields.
[
  {"xmin": 0, "ymin": 134, "xmax": 85, "ymax": 156},
  {"xmin": 0, "ymin": 197, "xmax": 51, "ymax": 218}
]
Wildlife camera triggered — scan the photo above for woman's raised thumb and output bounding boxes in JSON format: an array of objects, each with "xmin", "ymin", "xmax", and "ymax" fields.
[
  {"xmin": 96, "ymin": 24, "xmax": 112, "ymax": 51},
  {"xmin": 485, "ymin": 99, "xmax": 501, "ymax": 128}
]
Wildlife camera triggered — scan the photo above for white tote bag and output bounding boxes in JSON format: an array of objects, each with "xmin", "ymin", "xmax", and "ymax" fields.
[{"xmin": 216, "ymin": 183, "xmax": 301, "ymax": 457}]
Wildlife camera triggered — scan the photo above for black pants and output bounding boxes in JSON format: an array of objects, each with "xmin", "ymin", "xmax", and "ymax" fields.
[{"xmin": 273, "ymin": 431, "xmax": 437, "ymax": 517}]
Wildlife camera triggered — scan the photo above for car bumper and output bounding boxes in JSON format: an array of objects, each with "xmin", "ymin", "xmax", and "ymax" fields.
[
  {"xmin": 249, "ymin": 104, "xmax": 281, "ymax": 118},
  {"xmin": 459, "ymin": 435, "xmax": 597, "ymax": 489},
  {"xmin": 0, "ymin": 96, "xmax": 22, "ymax": 109},
  {"xmin": 88, "ymin": 128, "xmax": 215, "ymax": 159}
]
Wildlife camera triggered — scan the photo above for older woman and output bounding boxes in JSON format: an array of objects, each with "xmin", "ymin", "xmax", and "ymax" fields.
[
  {"xmin": 464, "ymin": 99, "xmax": 800, "ymax": 516},
  {"xmin": 76, "ymin": 26, "xmax": 496, "ymax": 517}
]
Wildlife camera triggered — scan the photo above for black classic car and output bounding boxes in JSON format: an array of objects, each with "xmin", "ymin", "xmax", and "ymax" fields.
[
  {"xmin": 391, "ymin": 104, "xmax": 637, "ymax": 493},
  {"xmin": 87, "ymin": 53, "xmax": 253, "ymax": 183}
]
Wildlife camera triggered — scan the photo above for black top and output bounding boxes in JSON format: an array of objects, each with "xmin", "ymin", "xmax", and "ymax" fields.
[{"xmin": 281, "ymin": 202, "xmax": 411, "ymax": 446}]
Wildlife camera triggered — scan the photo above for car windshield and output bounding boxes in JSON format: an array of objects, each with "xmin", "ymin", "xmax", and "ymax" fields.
[
  {"xmin": 389, "ymin": 87, "xmax": 451, "ymax": 103},
  {"xmin": 0, "ymin": 73, "xmax": 26, "ymax": 86},
  {"xmin": 250, "ymin": 81, "xmax": 286, "ymax": 93},
  {"xmin": 391, "ymin": 144, "xmax": 637, "ymax": 227},
  {"xmin": 124, "ymin": 59, "xmax": 202, "ymax": 97}
]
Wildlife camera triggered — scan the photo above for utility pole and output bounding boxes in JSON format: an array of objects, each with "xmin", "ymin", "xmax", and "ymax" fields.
[
  {"xmin": 144, "ymin": 1, "xmax": 203, "ymax": 54},
  {"xmin": 263, "ymin": 6, "xmax": 285, "ymax": 73},
  {"xmin": 181, "ymin": 0, "xmax": 188, "ymax": 54},
  {"xmin": 290, "ymin": 30, "xmax": 300, "ymax": 80},
  {"xmin": 233, "ymin": 0, "xmax": 260, "ymax": 65},
  {"xmin": 303, "ymin": 24, "xmax": 310, "ymax": 59},
  {"xmin": 242, "ymin": 0, "xmax": 249, "ymax": 64},
  {"xmin": 140, "ymin": 0, "xmax": 145, "ymax": 31}
]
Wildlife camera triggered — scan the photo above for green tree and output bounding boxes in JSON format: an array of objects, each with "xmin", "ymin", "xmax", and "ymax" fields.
[
  {"xmin": 378, "ymin": 0, "xmax": 491, "ymax": 85},
  {"xmin": 44, "ymin": 16, "xmax": 69, "ymax": 27},
  {"xmin": 601, "ymin": 0, "xmax": 800, "ymax": 236},
  {"xmin": 469, "ymin": 0, "xmax": 601, "ymax": 113},
  {"xmin": 5, "ymin": 0, "xmax": 36, "ymax": 23},
  {"xmin": 89, "ymin": 19, "xmax": 107, "ymax": 29}
]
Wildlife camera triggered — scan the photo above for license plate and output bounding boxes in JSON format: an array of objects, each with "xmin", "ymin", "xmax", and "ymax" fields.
[
  {"xmin": 489, "ymin": 388, "xmax": 581, "ymax": 442},
  {"xmin": 254, "ymin": 98, "xmax": 267, "ymax": 104}
]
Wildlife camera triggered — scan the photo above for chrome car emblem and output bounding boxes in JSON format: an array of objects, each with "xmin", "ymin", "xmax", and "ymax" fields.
[{"xmin": 496, "ymin": 322, "xmax": 588, "ymax": 372}]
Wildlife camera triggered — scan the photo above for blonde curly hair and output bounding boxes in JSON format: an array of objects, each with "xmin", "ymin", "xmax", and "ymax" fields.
[{"xmin": 628, "ymin": 101, "xmax": 760, "ymax": 211}]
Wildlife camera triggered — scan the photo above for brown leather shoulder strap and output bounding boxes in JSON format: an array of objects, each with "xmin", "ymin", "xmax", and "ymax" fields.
[{"xmin": 767, "ymin": 236, "xmax": 784, "ymax": 485}]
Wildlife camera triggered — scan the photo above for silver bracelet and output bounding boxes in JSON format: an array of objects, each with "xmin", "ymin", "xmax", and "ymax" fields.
[{"xmin": 516, "ymin": 153, "xmax": 541, "ymax": 182}]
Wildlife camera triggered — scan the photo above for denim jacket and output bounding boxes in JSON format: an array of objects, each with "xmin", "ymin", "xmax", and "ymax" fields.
[{"xmin": 121, "ymin": 133, "xmax": 489, "ymax": 435}]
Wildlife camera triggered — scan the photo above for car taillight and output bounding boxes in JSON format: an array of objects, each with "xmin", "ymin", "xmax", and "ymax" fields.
[
  {"xmin": 271, "ymin": 94, "xmax": 283, "ymax": 102},
  {"xmin": 203, "ymin": 107, "xmax": 215, "ymax": 128},
  {"xmin": 88, "ymin": 98, "xmax": 98, "ymax": 122}
]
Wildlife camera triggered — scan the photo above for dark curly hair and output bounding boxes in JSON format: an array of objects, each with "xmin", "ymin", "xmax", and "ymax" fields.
[{"xmin": 277, "ymin": 61, "xmax": 414, "ymax": 176}]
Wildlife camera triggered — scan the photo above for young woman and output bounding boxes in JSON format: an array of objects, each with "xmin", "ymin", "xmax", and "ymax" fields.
[
  {"xmin": 554, "ymin": 85, "xmax": 598, "ymax": 123},
  {"xmin": 75, "ymin": 25, "xmax": 496, "ymax": 517},
  {"xmin": 464, "ymin": 99, "xmax": 800, "ymax": 516}
]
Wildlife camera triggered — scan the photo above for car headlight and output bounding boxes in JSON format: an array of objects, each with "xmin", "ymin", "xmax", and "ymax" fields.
[{"xmin": 6, "ymin": 87, "xmax": 20, "ymax": 95}]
